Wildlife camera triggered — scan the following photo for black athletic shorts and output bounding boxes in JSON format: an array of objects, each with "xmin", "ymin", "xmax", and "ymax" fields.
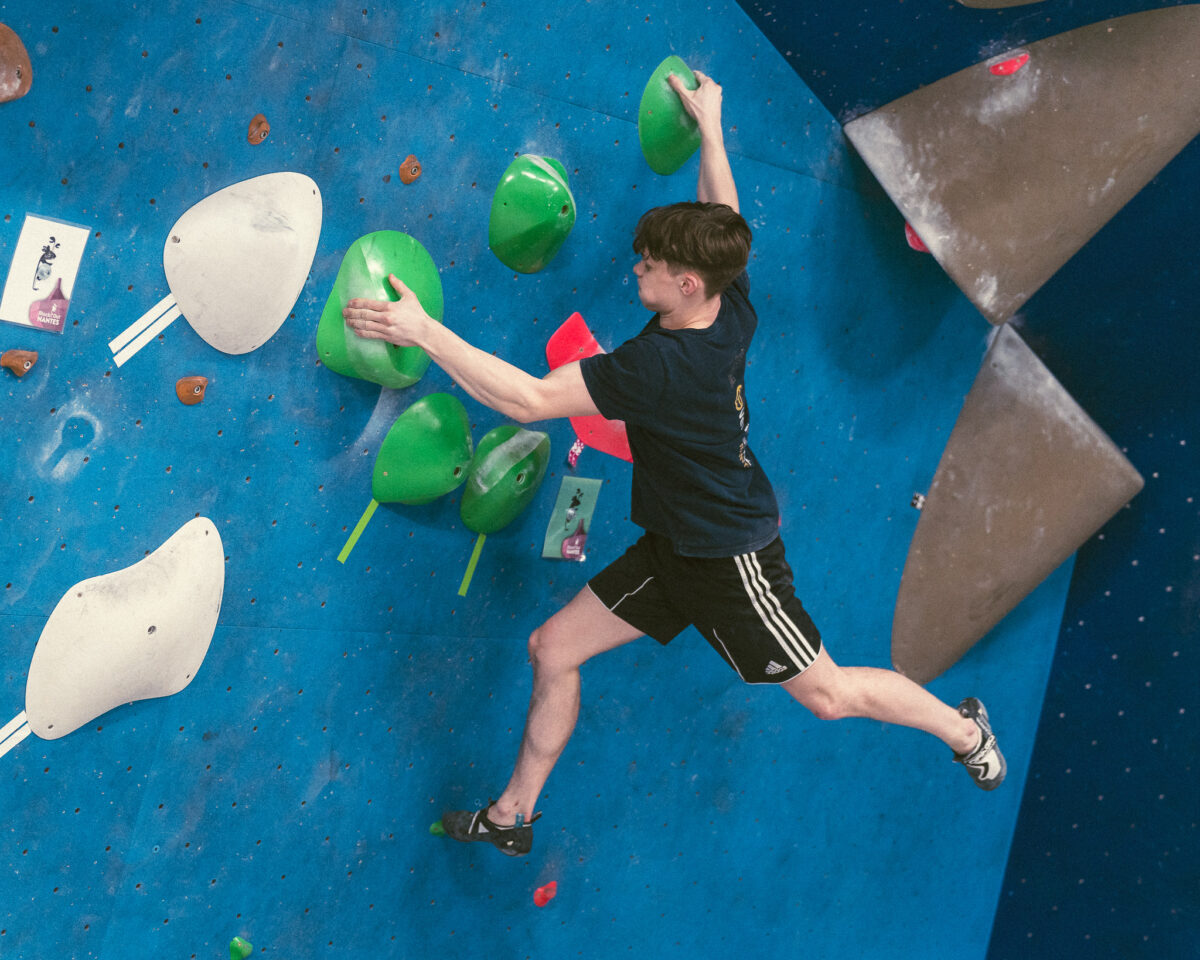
[{"xmin": 588, "ymin": 532, "xmax": 822, "ymax": 684}]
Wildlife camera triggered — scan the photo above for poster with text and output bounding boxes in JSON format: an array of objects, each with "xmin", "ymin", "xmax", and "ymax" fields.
[{"xmin": 0, "ymin": 215, "xmax": 91, "ymax": 334}]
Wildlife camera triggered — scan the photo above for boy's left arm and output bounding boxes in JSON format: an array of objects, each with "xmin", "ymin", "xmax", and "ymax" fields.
[{"xmin": 668, "ymin": 70, "xmax": 738, "ymax": 213}]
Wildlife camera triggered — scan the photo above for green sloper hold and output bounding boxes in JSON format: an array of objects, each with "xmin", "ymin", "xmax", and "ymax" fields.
[
  {"xmin": 316, "ymin": 230, "xmax": 444, "ymax": 388},
  {"xmin": 372, "ymin": 393, "xmax": 473, "ymax": 505},
  {"xmin": 229, "ymin": 937, "xmax": 253, "ymax": 960},
  {"xmin": 460, "ymin": 425, "xmax": 551, "ymax": 534},
  {"xmin": 488, "ymin": 155, "xmax": 576, "ymax": 274},
  {"xmin": 638, "ymin": 56, "xmax": 700, "ymax": 176}
]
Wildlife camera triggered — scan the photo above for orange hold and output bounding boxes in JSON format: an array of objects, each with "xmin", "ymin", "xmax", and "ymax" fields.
[
  {"xmin": 1, "ymin": 349, "xmax": 37, "ymax": 377},
  {"xmin": 176, "ymin": 375, "xmax": 208, "ymax": 405},
  {"xmin": 399, "ymin": 154, "xmax": 422, "ymax": 184},
  {"xmin": 247, "ymin": 113, "xmax": 270, "ymax": 144},
  {"xmin": 533, "ymin": 881, "xmax": 557, "ymax": 907},
  {"xmin": 0, "ymin": 24, "xmax": 33, "ymax": 104}
]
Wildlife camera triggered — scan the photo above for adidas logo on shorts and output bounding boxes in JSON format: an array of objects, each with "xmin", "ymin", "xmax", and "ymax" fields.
[{"xmin": 765, "ymin": 660, "xmax": 787, "ymax": 675}]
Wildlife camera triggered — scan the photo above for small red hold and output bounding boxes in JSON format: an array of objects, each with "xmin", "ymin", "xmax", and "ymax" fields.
[
  {"xmin": 904, "ymin": 222, "xmax": 930, "ymax": 253},
  {"xmin": 399, "ymin": 154, "xmax": 422, "ymax": 184},
  {"xmin": 989, "ymin": 53, "xmax": 1029, "ymax": 77},
  {"xmin": 248, "ymin": 113, "xmax": 270, "ymax": 144},
  {"xmin": 533, "ymin": 881, "xmax": 557, "ymax": 907}
]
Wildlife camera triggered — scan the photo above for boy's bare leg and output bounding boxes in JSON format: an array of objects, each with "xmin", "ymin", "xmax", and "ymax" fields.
[
  {"xmin": 487, "ymin": 585, "xmax": 644, "ymax": 825},
  {"xmin": 782, "ymin": 647, "xmax": 981, "ymax": 755}
]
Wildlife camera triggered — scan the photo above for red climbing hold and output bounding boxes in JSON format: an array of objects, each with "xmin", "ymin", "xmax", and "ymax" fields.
[
  {"xmin": 904, "ymin": 222, "xmax": 930, "ymax": 253},
  {"xmin": 534, "ymin": 881, "xmax": 557, "ymax": 907},
  {"xmin": 989, "ymin": 53, "xmax": 1030, "ymax": 77},
  {"xmin": 546, "ymin": 312, "xmax": 632, "ymax": 463}
]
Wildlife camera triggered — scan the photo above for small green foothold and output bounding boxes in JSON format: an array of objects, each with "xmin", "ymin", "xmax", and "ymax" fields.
[
  {"xmin": 229, "ymin": 936, "xmax": 253, "ymax": 960},
  {"xmin": 638, "ymin": 55, "xmax": 701, "ymax": 175},
  {"xmin": 430, "ymin": 820, "xmax": 446, "ymax": 837}
]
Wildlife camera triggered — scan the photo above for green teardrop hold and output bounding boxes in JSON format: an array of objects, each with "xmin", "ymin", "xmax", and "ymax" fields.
[
  {"xmin": 316, "ymin": 230, "xmax": 444, "ymax": 387},
  {"xmin": 372, "ymin": 393, "xmax": 473, "ymax": 505},
  {"xmin": 460, "ymin": 425, "xmax": 551, "ymax": 534},
  {"xmin": 638, "ymin": 55, "xmax": 700, "ymax": 175},
  {"xmin": 488, "ymin": 155, "xmax": 576, "ymax": 274}
]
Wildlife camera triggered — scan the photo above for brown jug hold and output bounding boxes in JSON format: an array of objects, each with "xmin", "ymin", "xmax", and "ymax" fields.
[
  {"xmin": 1, "ymin": 349, "xmax": 37, "ymax": 377},
  {"xmin": 176, "ymin": 376, "xmax": 208, "ymax": 404},
  {"xmin": 0, "ymin": 24, "xmax": 33, "ymax": 103},
  {"xmin": 399, "ymin": 155, "xmax": 422, "ymax": 184},
  {"xmin": 247, "ymin": 113, "xmax": 270, "ymax": 144}
]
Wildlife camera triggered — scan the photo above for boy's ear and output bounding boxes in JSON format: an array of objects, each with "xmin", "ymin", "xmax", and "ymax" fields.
[{"xmin": 678, "ymin": 270, "xmax": 705, "ymax": 297}]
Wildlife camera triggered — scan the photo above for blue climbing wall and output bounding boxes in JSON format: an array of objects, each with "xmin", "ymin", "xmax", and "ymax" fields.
[{"xmin": 0, "ymin": 2, "xmax": 1111, "ymax": 958}]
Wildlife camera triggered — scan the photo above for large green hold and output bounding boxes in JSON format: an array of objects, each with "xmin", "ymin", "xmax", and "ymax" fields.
[
  {"xmin": 460, "ymin": 425, "xmax": 551, "ymax": 534},
  {"xmin": 316, "ymin": 231, "xmax": 444, "ymax": 388},
  {"xmin": 488, "ymin": 155, "xmax": 576, "ymax": 273},
  {"xmin": 372, "ymin": 393, "xmax": 473, "ymax": 505},
  {"xmin": 638, "ymin": 56, "xmax": 700, "ymax": 175}
]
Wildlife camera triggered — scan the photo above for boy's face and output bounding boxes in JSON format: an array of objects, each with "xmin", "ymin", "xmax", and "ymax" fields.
[{"xmin": 633, "ymin": 253, "xmax": 685, "ymax": 313}]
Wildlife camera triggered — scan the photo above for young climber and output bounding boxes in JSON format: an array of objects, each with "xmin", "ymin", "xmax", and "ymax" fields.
[{"xmin": 342, "ymin": 69, "xmax": 1006, "ymax": 857}]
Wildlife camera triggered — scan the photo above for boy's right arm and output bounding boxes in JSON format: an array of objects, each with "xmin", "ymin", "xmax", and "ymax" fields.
[
  {"xmin": 668, "ymin": 70, "xmax": 738, "ymax": 213},
  {"xmin": 342, "ymin": 275, "xmax": 601, "ymax": 425}
]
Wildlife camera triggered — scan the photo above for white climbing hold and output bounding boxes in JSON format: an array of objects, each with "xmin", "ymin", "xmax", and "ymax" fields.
[{"xmin": 24, "ymin": 517, "xmax": 225, "ymax": 740}]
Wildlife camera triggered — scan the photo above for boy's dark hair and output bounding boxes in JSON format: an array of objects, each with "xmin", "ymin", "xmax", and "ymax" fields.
[{"xmin": 632, "ymin": 201, "xmax": 752, "ymax": 296}]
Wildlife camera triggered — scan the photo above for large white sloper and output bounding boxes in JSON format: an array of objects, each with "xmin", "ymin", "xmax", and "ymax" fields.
[
  {"xmin": 162, "ymin": 171, "xmax": 323, "ymax": 354},
  {"xmin": 24, "ymin": 517, "xmax": 225, "ymax": 740}
]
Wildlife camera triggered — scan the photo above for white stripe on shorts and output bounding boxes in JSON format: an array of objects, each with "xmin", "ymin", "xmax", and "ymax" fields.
[
  {"xmin": 710, "ymin": 629, "xmax": 749, "ymax": 683},
  {"xmin": 733, "ymin": 552, "xmax": 819, "ymax": 669},
  {"xmin": 604, "ymin": 576, "xmax": 655, "ymax": 615}
]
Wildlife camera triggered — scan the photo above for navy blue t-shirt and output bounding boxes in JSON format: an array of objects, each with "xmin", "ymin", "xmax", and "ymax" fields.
[{"xmin": 579, "ymin": 271, "xmax": 779, "ymax": 558}]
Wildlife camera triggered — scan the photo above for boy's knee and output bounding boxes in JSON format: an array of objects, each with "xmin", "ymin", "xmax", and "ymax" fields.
[
  {"xmin": 805, "ymin": 689, "xmax": 849, "ymax": 722},
  {"xmin": 526, "ymin": 626, "xmax": 545, "ymax": 663},
  {"xmin": 793, "ymin": 675, "xmax": 856, "ymax": 721},
  {"xmin": 527, "ymin": 624, "xmax": 573, "ymax": 672}
]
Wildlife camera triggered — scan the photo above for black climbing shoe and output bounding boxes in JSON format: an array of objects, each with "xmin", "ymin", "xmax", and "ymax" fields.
[
  {"xmin": 441, "ymin": 803, "xmax": 540, "ymax": 857},
  {"xmin": 954, "ymin": 697, "xmax": 1006, "ymax": 791}
]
